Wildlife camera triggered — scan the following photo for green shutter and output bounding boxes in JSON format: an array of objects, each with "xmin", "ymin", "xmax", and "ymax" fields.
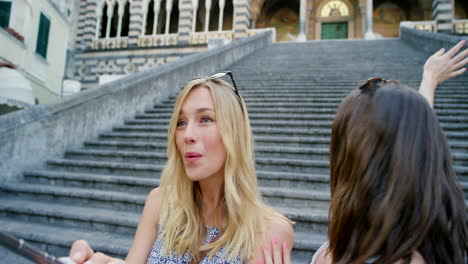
[
  {"xmin": 36, "ymin": 13, "xmax": 50, "ymax": 58},
  {"xmin": 0, "ymin": 1, "xmax": 11, "ymax": 28}
]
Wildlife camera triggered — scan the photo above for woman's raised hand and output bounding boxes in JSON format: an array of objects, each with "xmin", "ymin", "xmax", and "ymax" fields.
[
  {"xmin": 260, "ymin": 238, "xmax": 291, "ymax": 264},
  {"xmin": 420, "ymin": 40, "xmax": 468, "ymax": 106}
]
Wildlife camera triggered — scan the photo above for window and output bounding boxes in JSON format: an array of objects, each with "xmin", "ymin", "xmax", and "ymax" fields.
[
  {"xmin": 0, "ymin": 0, "xmax": 11, "ymax": 28},
  {"xmin": 36, "ymin": 13, "xmax": 50, "ymax": 58},
  {"xmin": 321, "ymin": 0, "xmax": 349, "ymax": 17}
]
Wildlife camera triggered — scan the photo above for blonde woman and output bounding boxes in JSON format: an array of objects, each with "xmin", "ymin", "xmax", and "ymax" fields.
[{"xmin": 65, "ymin": 73, "xmax": 294, "ymax": 264}]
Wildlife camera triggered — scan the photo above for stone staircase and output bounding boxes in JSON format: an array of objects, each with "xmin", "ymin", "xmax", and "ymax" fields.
[{"xmin": 1, "ymin": 38, "xmax": 467, "ymax": 263}]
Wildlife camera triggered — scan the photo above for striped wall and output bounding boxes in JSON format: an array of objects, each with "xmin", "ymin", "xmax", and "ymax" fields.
[
  {"xmin": 178, "ymin": 0, "xmax": 193, "ymax": 44},
  {"xmin": 128, "ymin": 0, "xmax": 143, "ymax": 47},
  {"xmin": 233, "ymin": 0, "xmax": 250, "ymax": 39},
  {"xmin": 432, "ymin": 0, "xmax": 454, "ymax": 34}
]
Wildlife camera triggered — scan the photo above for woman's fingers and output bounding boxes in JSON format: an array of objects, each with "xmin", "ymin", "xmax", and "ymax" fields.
[
  {"xmin": 261, "ymin": 239, "xmax": 290, "ymax": 264},
  {"xmin": 272, "ymin": 238, "xmax": 282, "ymax": 264},
  {"xmin": 69, "ymin": 240, "xmax": 94, "ymax": 263},
  {"xmin": 448, "ymin": 67, "xmax": 467, "ymax": 80},
  {"xmin": 282, "ymin": 242, "xmax": 291, "ymax": 264},
  {"xmin": 262, "ymin": 243, "xmax": 273, "ymax": 264},
  {"xmin": 84, "ymin": 252, "xmax": 113, "ymax": 264},
  {"xmin": 445, "ymin": 40, "xmax": 466, "ymax": 58},
  {"xmin": 451, "ymin": 48, "xmax": 468, "ymax": 65}
]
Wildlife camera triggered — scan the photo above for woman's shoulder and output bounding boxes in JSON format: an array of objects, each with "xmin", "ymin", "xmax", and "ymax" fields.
[
  {"xmin": 264, "ymin": 214, "xmax": 294, "ymax": 247},
  {"xmin": 144, "ymin": 187, "xmax": 164, "ymax": 218},
  {"xmin": 148, "ymin": 187, "xmax": 163, "ymax": 200}
]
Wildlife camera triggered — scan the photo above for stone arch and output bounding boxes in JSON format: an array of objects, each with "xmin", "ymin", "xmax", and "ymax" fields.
[
  {"xmin": 314, "ymin": 0, "xmax": 355, "ymax": 40},
  {"xmin": 455, "ymin": 0, "xmax": 468, "ymax": 19},
  {"xmin": 255, "ymin": 0, "xmax": 300, "ymax": 41},
  {"xmin": 99, "ymin": 1, "xmax": 109, "ymax": 38},
  {"xmin": 373, "ymin": 1, "xmax": 406, "ymax": 37},
  {"xmin": 194, "ymin": 0, "xmax": 234, "ymax": 32},
  {"xmin": 96, "ymin": 0, "xmax": 131, "ymax": 38},
  {"xmin": 120, "ymin": 0, "xmax": 131, "ymax": 37}
]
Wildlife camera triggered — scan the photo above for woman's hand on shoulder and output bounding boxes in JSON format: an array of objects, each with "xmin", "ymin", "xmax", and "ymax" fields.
[
  {"xmin": 249, "ymin": 218, "xmax": 294, "ymax": 264},
  {"xmin": 420, "ymin": 40, "xmax": 468, "ymax": 106}
]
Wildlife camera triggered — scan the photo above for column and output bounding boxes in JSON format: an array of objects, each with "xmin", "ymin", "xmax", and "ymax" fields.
[
  {"xmin": 141, "ymin": 0, "xmax": 148, "ymax": 35},
  {"xmin": 297, "ymin": 0, "xmax": 307, "ymax": 41},
  {"xmin": 218, "ymin": 0, "xmax": 225, "ymax": 31},
  {"xmin": 192, "ymin": 0, "xmax": 198, "ymax": 32},
  {"xmin": 117, "ymin": 0, "xmax": 126, "ymax": 37},
  {"xmin": 233, "ymin": 0, "xmax": 250, "ymax": 39},
  {"xmin": 105, "ymin": 1, "xmax": 115, "ymax": 38},
  {"xmin": 364, "ymin": 0, "xmax": 375, "ymax": 39},
  {"xmin": 204, "ymin": 0, "xmax": 212, "ymax": 32},
  {"xmin": 165, "ymin": 0, "xmax": 173, "ymax": 34},
  {"xmin": 432, "ymin": 0, "xmax": 454, "ymax": 34},
  {"xmin": 128, "ymin": 0, "xmax": 144, "ymax": 47},
  {"xmin": 177, "ymin": 0, "xmax": 193, "ymax": 44},
  {"xmin": 153, "ymin": 0, "xmax": 161, "ymax": 35}
]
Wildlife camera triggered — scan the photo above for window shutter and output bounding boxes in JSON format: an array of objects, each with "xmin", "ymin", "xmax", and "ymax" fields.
[
  {"xmin": 0, "ymin": 1, "xmax": 11, "ymax": 28},
  {"xmin": 36, "ymin": 13, "xmax": 50, "ymax": 58}
]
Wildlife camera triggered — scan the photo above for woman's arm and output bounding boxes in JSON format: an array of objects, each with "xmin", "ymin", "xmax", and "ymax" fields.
[
  {"xmin": 419, "ymin": 40, "xmax": 468, "ymax": 107},
  {"xmin": 66, "ymin": 187, "xmax": 163, "ymax": 264},
  {"xmin": 125, "ymin": 187, "xmax": 162, "ymax": 263}
]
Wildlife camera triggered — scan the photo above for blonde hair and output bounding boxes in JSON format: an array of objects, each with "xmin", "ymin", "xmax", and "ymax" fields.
[{"xmin": 158, "ymin": 78, "xmax": 286, "ymax": 261}]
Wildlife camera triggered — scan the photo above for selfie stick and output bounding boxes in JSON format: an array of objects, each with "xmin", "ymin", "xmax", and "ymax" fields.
[{"xmin": 0, "ymin": 231, "xmax": 69, "ymax": 264}]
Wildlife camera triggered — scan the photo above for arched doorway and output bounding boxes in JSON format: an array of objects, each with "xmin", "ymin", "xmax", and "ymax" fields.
[
  {"xmin": 316, "ymin": 0, "xmax": 353, "ymax": 40},
  {"xmin": 455, "ymin": 0, "xmax": 468, "ymax": 19},
  {"xmin": 373, "ymin": 2, "xmax": 406, "ymax": 37},
  {"xmin": 255, "ymin": 0, "xmax": 300, "ymax": 42}
]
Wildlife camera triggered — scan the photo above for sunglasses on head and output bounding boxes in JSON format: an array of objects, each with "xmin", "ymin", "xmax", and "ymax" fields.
[
  {"xmin": 181, "ymin": 71, "xmax": 244, "ymax": 113},
  {"xmin": 359, "ymin": 77, "xmax": 397, "ymax": 93}
]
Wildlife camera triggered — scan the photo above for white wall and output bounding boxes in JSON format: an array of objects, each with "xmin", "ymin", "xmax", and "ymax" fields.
[{"xmin": 0, "ymin": 0, "xmax": 72, "ymax": 103}]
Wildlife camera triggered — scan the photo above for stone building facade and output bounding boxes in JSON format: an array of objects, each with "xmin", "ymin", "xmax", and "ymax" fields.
[{"xmin": 73, "ymin": 0, "xmax": 468, "ymax": 89}]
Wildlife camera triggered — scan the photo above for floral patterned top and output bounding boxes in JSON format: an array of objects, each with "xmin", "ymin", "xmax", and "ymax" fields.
[{"xmin": 147, "ymin": 225, "xmax": 245, "ymax": 264}]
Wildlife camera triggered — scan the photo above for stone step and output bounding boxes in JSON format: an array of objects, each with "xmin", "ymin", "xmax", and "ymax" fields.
[
  {"xmin": 278, "ymin": 207, "xmax": 328, "ymax": 234},
  {"xmin": 0, "ymin": 183, "xmax": 146, "ymax": 212},
  {"xmin": 46, "ymin": 158, "xmax": 165, "ymax": 177},
  {"xmin": 293, "ymin": 231, "xmax": 326, "ymax": 263},
  {"xmin": 0, "ymin": 218, "xmax": 131, "ymax": 259},
  {"xmin": 84, "ymin": 140, "xmax": 167, "ymax": 151},
  {"xmin": 0, "ymin": 198, "xmax": 139, "ymax": 236},
  {"xmin": 256, "ymin": 157, "xmax": 329, "ymax": 174},
  {"xmin": 23, "ymin": 170, "xmax": 160, "ymax": 193},
  {"xmin": 260, "ymin": 186, "xmax": 330, "ymax": 209},
  {"xmin": 65, "ymin": 149, "xmax": 167, "ymax": 164},
  {"xmin": 257, "ymin": 170, "xmax": 330, "ymax": 190}
]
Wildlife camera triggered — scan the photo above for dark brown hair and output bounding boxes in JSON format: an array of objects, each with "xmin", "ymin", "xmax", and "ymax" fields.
[{"xmin": 328, "ymin": 82, "xmax": 468, "ymax": 264}]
